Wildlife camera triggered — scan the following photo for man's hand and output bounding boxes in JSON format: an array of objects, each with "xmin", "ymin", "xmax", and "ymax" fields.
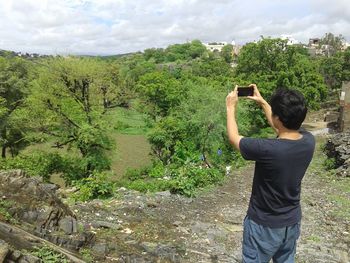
[
  {"xmin": 226, "ymin": 85, "xmax": 239, "ymax": 109},
  {"xmin": 246, "ymin": 84, "xmax": 265, "ymax": 105},
  {"xmin": 246, "ymin": 83, "xmax": 279, "ymax": 134}
]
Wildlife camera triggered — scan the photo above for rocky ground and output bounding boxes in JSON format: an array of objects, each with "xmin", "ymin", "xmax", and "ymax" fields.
[
  {"xmin": 70, "ymin": 136, "xmax": 349, "ymax": 263},
  {"xmin": 0, "ymin": 134, "xmax": 349, "ymax": 262}
]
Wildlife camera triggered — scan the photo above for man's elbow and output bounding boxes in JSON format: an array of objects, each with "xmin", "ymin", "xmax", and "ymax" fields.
[{"xmin": 229, "ymin": 136, "xmax": 243, "ymax": 151}]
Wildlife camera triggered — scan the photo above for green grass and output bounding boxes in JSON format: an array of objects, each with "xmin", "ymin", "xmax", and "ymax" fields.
[
  {"xmin": 108, "ymin": 134, "xmax": 152, "ymax": 180},
  {"xmin": 104, "ymin": 107, "xmax": 150, "ymax": 135},
  {"xmin": 306, "ymin": 235, "xmax": 321, "ymax": 243},
  {"xmin": 309, "ymin": 137, "xmax": 350, "ymax": 221}
]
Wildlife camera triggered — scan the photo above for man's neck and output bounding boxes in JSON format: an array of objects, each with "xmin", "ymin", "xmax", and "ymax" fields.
[{"xmin": 277, "ymin": 128, "xmax": 302, "ymax": 140}]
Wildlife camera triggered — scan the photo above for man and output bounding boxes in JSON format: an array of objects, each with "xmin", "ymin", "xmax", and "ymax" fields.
[{"xmin": 226, "ymin": 84, "xmax": 315, "ymax": 263}]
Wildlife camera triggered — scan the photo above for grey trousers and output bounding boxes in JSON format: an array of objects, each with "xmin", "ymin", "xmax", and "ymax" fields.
[{"xmin": 242, "ymin": 216, "xmax": 301, "ymax": 263}]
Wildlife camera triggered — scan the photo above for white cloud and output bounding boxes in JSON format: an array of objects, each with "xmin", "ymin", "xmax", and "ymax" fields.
[{"xmin": 0, "ymin": 0, "xmax": 349, "ymax": 55}]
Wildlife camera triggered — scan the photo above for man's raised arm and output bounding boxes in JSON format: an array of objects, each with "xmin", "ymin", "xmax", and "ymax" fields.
[
  {"xmin": 247, "ymin": 84, "xmax": 279, "ymax": 134},
  {"xmin": 226, "ymin": 85, "xmax": 243, "ymax": 151}
]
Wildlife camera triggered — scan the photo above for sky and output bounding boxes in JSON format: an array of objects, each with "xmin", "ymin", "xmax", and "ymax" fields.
[{"xmin": 0, "ymin": 0, "xmax": 349, "ymax": 55}]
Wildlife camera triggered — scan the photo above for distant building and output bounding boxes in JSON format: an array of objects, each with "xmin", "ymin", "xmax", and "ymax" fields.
[
  {"xmin": 281, "ymin": 35, "xmax": 301, "ymax": 45},
  {"xmin": 342, "ymin": 42, "xmax": 350, "ymax": 50},
  {"xmin": 204, "ymin": 41, "xmax": 241, "ymax": 56},
  {"xmin": 307, "ymin": 38, "xmax": 335, "ymax": 57},
  {"xmin": 308, "ymin": 38, "xmax": 320, "ymax": 47},
  {"xmin": 204, "ymin": 42, "xmax": 228, "ymax": 52}
]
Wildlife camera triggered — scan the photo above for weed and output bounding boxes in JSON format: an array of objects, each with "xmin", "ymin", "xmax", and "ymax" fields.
[
  {"xmin": 80, "ymin": 248, "xmax": 94, "ymax": 263},
  {"xmin": 31, "ymin": 245, "xmax": 69, "ymax": 263}
]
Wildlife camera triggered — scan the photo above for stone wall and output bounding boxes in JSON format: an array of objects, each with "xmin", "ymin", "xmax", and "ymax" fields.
[
  {"xmin": 325, "ymin": 132, "xmax": 350, "ymax": 177},
  {"xmin": 338, "ymin": 81, "xmax": 350, "ymax": 132}
]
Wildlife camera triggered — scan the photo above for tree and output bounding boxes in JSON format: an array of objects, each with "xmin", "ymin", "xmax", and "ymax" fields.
[
  {"xmin": 319, "ymin": 47, "xmax": 350, "ymax": 90},
  {"xmin": 136, "ymin": 71, "xmax": 185, "ymax": 120},
  {"xmin": 147, "ymin": 81, "xmax": 234, "ymax": 166},
  {"xmin": 220, "ymin": 44, "xmax": 234, "ymax": 63},
  {"xmin": 319, "ymin": 32, "xmax": 345, "ymax": 52},
  {"xmin": 235, "ymin": 38, "xmax": 327, "ymax": 110},
  {"xmin": 0, "ymin": 57, "xmax": 30, "ymax": 158},
  {"xmin": 23, "ymin": 57, "xmax": 114, "ymax": 176}
]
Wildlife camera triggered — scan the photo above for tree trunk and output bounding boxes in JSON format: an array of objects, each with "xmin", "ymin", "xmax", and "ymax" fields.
[{"xmin": 1, "ymin": 146, "xmax": 6, "ymax": 159}]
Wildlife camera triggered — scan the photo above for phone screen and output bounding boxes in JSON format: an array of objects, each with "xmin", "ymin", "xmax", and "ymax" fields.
[{"xmin": 238, "ymin": 86, "xmax": 254, "ymax": 97}]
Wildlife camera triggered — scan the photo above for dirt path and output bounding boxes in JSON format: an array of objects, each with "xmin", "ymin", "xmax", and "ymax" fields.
[{"xmin": 74, "ymin": 135, "xmax": 350, "ymax": 262}]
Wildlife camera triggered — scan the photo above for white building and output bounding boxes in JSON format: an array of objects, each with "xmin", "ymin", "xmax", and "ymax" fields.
[
  {"xmin": 281, "ymin": 35, "xmax": 301, "ymax": 45},
  {"xmin": 204, "ymin": 42, "xmax": 228, "ymax": 52}
]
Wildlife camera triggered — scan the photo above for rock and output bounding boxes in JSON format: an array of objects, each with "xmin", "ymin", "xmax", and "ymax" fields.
[
  {"xmin": 90, "ymin": 221, "xmax": 122, "ymax": 230},
  {"xmin": 9, "ymin": 250, "xmax": 22, "ymax": 261},
  {"xmin": 18, "ymin": 254, "xmax": 41, "ymax": 263},
  {"xmin": 155, "ymin": 190, "xmax": 171, "ymax": 197},
  {"xmin": 325, "ymin": 133, "xmax": 350, "ymax": 176},
  {"xmin": 42, "ymin": 183, "xmax": 59, "ymax": 192},
  {"xmin": 92, "ymin": 243, "xmax": 109, "ymax": 256},
  {"xmin": 173, "ymin": 221, "xmax": 182, "ymax": 227},
  {"xmin": 59, "ymin": 216, "xmax": 78, "ymax": 235},
  {"xmin": 22, "ymin": 211, "xmax": 39, "ymax": 223},
  {"xmin": 140, "ymin": 242, "xmax": 158, "ymax": 253},
  {"xmin": 0, "ymin": 239, "xmax": 9, "ymax": 262},
  {"xmin": 146, "ymin": 201, "xmax": 158, "ymax": 208}
]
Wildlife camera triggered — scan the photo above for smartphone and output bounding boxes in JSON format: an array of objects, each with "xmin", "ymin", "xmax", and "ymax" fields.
[{"xmin": 238, "ymin": 86, "xmax": 254, "ymax": 97}]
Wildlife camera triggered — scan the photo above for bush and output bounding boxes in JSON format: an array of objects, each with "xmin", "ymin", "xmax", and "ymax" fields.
[
  {"xmin": 324, "ymin": 157, "xmax": 337, "ymax": 170},
  {"xmin": 121, "ymin": 161, "xmax": 225, "ymax": 197},
  {"xmin": 171, "ymin": 165, "xmax": 225, "ymax": 197},
  {"xmin": 72, "ymin": 171, "xmax": 115, "ymax": 201},
  {"xmin": 0, "ymin": 151, "xmax": 63, "ymax": 181},
  {"xmin": 126, "ymin": 178, "xmax": 176, "ymax": 193},
  {"xmin": 31, "ymin": 245, "xmax": 68, "ymax": 263}
]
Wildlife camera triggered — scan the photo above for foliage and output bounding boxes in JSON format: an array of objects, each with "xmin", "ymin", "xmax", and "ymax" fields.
[
  {"xmin": 144, "ymin": 40, "xmax": 207, "ymax": 63},
  {"xmin": 220, "ymin": 44, "xmax": 234, "ymax": 63},
  {"xmin": 0, "ymin": 150, "xmax": 86, "ymax": 183},
  {"xmin": 31, "ymin": 245, "xmax": 68, "ymax": 263},
  {"xmin": 171, "ymin": 164, "xmax": 225, "ymax": 196},
  {"xmin": 122, "ymin": 161, "xmax": 225, "ymax": 197},
  {"xmin": 23, "ymin": 57, "xmax": 114, "ymax": 176},
  {"xmin": 0, "ymin": 200, "xmax": 16, "ymax": 223},
  {"xmin": 319, "ymin": 32, "xmax": 346, "ymax": 52},
  {"xmin": 0, "ymin": 151, "xmax": 63, "ymax": 181},
  {"xmin": 0, "ymin": 56, "xmax": 30, "ymax": 158},
  {"xmin": 72, "ymin": 171, "xmax": 115, "ymax": 201},
  {"xmin": 319, "ymin": 47, "xmax": 350, "ymax": 90},
  {"xmin": 235, "ymin": 38, "xmax": 327, "ymax": 120},
  {"xmin": 136, "ymin": 70, "xmax": 185, "ymax": 119},
  {"xmin": 1, "ymin": 37, "xmax": 348, "ymax": 197},
  {"xmin": 323, "ymin": 157, "xmax": 337, "ymax": 171},
  {"xmin": 79, "ymin": 248, "xmax": 94, "ymax": 263}
]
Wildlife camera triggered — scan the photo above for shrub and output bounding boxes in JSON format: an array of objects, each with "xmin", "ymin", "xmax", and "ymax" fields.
[
  {"xmin": 324, "ymin": 157, "xmax": 337, "ymax": 170},
  {"xmin": 171, "ymin": 165, "xmax": 225, "ymax": 197},
  {"xmin": 31, "ymin": 245, "xmax": 68, "ymax": 263},
  {"xmin": 121, "ymin": 161, "xmax": 225, "ymax": 197},
  {"xmin": 0, "ymin": 151, "xmax": 63, "ymax": 181},
  {"xmin": 72, "ymin": 171, "xmax": 115, "ymax": 201}
]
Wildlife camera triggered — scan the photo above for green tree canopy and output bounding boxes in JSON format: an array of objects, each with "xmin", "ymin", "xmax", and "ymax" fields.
[
  {"xmin": 22, "ymin": 57, "xmax": 115, "ymax": 176},
  {"xmin": 0, "ymin": 56, "xmax": 30, "ymax": 158}
]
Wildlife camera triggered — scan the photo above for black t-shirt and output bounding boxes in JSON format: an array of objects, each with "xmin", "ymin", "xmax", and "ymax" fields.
[{"xmin": 239, "ymin": 130, "xmax": 315, "ymax": 228}]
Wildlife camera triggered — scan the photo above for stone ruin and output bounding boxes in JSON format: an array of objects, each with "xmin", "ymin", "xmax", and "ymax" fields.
[
  {"xmin": 338, "ymin": 81, "xmax": 350, "ymax": 132},
  {"xmin": 325, "ymin": 132, "xmax": 350, "ymax": 177}
]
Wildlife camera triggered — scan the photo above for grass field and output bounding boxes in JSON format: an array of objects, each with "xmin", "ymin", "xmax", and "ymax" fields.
[{"xmin": 22, "ymin": 107, "xmax": 153, "ymax": 183}]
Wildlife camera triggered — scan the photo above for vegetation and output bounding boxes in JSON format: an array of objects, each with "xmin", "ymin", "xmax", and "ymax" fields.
[
  {"xmin": 0, "ymin": 36, "xmax": 346, "ymax": 198},
  {"xmin": 31, "ymin": 245, "xmax": 69, "ymax": 263},
  {"xmin": 0, "ymin": 200, "xmax": 16, "ymax": 223}
]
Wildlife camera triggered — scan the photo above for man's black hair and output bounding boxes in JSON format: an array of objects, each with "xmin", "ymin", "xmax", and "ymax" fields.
[{"xmin": 270, "ymin": 88, "xmax": 307, "ymax": 130}]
